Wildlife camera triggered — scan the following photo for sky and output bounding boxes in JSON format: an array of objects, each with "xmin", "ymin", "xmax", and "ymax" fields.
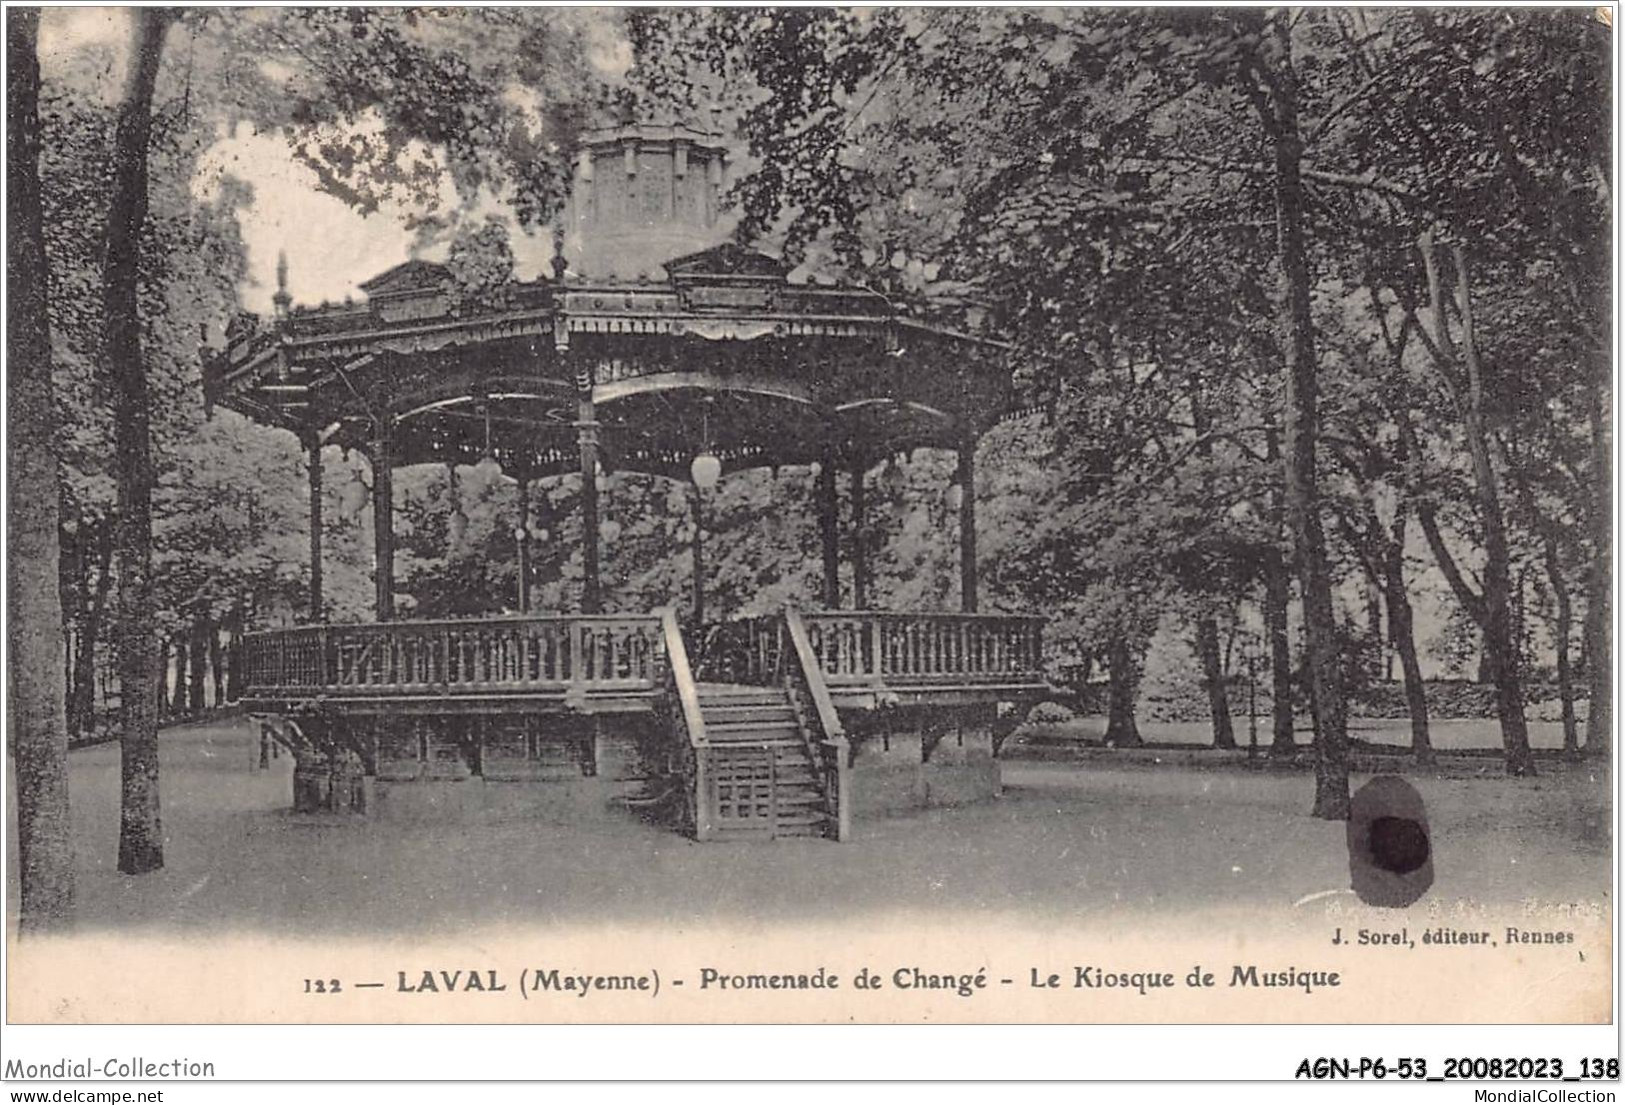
[
  {"xmin": 189, "ymin": 120, "xmax": 562, "ymax": 315},
  {"xmin": 37, "ymin": 7, "xmax": 627, "ymax": 315}
]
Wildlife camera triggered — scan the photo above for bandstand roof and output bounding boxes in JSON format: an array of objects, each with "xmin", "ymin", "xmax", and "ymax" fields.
[{"xmin": 207, "ymin": 242, "xmax": 1017, "ymax": 482}]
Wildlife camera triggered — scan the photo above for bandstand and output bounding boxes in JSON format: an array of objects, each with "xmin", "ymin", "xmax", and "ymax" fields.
[{"xmin": 207, "ymin": 123, "xmax": 1046, "ymax": 841}]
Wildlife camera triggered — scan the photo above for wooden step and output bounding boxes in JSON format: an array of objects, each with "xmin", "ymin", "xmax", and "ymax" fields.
[
  {"xmin": 774, "ymin": 810, "xmax": 828, "ymax": 827},
  {"xmin": 694, "ymin": 694, "xmax": 832, "ymax": 841},
  {"xmin": 704, "ymin": 729, "xmax": 800, "ymax": 742},
  {"xmin": 705, "ymin": 717, "xmax": 799, "ymax": 732},
  {"xmin": 701, "ymin": 703, "xmax": 798, "ymax": 723},
  {"xmin": 773, "ymin": 793, "xmax": 825, "ymax": 812},
  {"xmin": 707, "ymin": 738, "xmax": 801, "ymax": 748},
  {"xmin": 697, "ymin": 683, "xmax": 785, "ymax": 701},
  {"xmin": 700, "ymin": 699, "xmax": 789, "ymax": 714}
]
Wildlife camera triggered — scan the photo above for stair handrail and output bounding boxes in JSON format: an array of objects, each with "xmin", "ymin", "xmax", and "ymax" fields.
[
  {"xmin": 659, "ymin": 606, "xmax": 712, "ymax": 841},
  {"xmin": 783, "ymin": 608, "xmax": 845, "ymax": 745},
  {"xmin": 659, "ymin": 607, "xmax": 708, "ymax": 749},
  {"xmin": 783, "ymin": 606, "xmax": 851, "ymax": 841}
]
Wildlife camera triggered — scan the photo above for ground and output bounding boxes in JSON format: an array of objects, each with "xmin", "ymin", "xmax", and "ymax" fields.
[
  {"xmin": 5, "ymin": 714, "xmax": 1610, "ymax": 937},
  {"xmin": 1023, "ymin": 715, "xmax": 1580, "ymax": 751}
]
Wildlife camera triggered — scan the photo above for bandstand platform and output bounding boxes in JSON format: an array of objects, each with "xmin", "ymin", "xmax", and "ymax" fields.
[{"xmin": 212, "ymin": 122, "xmax": 1049, "ymax": 841}]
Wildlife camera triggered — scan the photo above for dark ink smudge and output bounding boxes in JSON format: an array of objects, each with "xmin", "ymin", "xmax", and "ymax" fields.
[{"xmin": 1348, "ymin": 776, "xmax": 1434, "ymax": 907}]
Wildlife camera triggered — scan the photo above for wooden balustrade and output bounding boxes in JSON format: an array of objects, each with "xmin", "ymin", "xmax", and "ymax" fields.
[
  {"xmin": 802, "ymin": 611, "xmax": 1045, "ymax": 688},
  {"xmin": 244, "ymin": 610, "xmax": 1043, "ymax": 703},
  {"xmin": 243, "ymin": 614, "xmax": 663, "ymax": 699}
]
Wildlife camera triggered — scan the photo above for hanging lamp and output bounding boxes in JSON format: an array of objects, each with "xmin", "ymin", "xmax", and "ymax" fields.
[
  {"xmin": 473, "ymin": 402, "xmax": 502, "ymax": 480},
  {"xmin": 690, "ymin": 397, "xmax": 721, "ymax": 490}
]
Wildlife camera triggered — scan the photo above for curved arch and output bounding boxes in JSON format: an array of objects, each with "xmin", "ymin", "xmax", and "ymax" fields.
[
  {"xmin": 832, "ymin": 396, "xmax": 958, "ymax": 425},
  {"xmin": 593, "ymin": 371, "xmax": 814, "ymax": 408},
  {"xmin": 388, "ymin": 372, "xmax": 575, "ymax": 420},
  {"xmin": 395, "ymin": 391, "xmax": 576, "ymax": 426}
]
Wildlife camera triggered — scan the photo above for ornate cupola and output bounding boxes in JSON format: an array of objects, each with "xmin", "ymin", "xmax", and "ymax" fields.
[{"xmin": 563, "ymin": 122, "xmax": 732, "ymax": 281}]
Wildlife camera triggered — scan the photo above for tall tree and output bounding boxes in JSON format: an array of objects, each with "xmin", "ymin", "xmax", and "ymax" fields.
[
  {"xmin": 1407, "ymin": 235, "xmax": 1536, "ymax": 776},
  {"xmin": 1326, "ymin": 9, "xmax": 1607, "ymax": 771},
  {"xmin": 8, "ymin": 6, "xmax": 76, "ymax": 931},
  {"xmin": 1250, "ymin": 12, "xmax": 1349, "ymax": 817},
  {"xmin": 1320, "ymin": 291, "xmax": 1435, "ymax": 763},
  {"xmin": 1189, "ymin": 372, "xmax": 1236, "ymax": 750},
  {"xmin": 108, "ymin": 8, "xmax": 174, "ymax": 875},
  {"xmin": 1261, "ymin": 425, "xmax": 1296, "ymax": 758}
]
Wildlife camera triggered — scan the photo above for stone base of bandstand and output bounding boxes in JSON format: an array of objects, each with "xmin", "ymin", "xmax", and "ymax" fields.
[
  {"xmin": 288, "ymin": 712, "xmax": 664, "ymax": 825},
  {"xmin": 281, "ymin": 703, "xmax": 1008, "ymax": 828},
  {"xmin": 843, "ymin": 704, "xmax": 1003, "ymax": 818}
]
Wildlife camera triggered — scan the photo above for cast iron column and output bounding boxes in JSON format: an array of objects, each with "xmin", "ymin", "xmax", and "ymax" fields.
[
  {"xmin": 371, "ymin": 418, "xmax": 395, "ymax": 621},
  {"xmin": 305, "ymin": 433, "xmax": 323, "ymax": 622},
  {"xmin": 959, "ymin": 434, "xmax": 978, "ymax": 612},
  {"xmin": 818, "ymin": 440, "xmax": 840, "ymax": 608},
  {"xmin": 850, "ymin": 462, "xmax": 868, "ymax": 609},
  {"xmin": 576, "ymin": 389, "xmax": 602, "ymax": 614}
]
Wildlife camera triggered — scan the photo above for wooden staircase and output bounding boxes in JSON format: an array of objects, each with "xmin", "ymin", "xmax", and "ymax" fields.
[{"xmin": 697, "ymin": 683, "xmax": 828, "ymax": 839}]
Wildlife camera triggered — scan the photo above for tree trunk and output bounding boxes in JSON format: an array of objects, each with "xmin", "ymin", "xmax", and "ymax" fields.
[
  {"xmin": 1416, "ymin": 236, "xmax": 1535, "ymax": 776},
  {"xmin": 1365, "ymin": 583, "xmax": 1384, "ymax": 683},
  {"xmin": 63, "ymin": 626, "xmax": 77, "ymax": 739},
  {"xmin": 226, "ymin": 606, "xmax": 244, "ymax": 703},
  {"xmin": 1505, "ymin": 441, "xmax": 1579, "ymax": 763},
  {"xmin": 1103, "ymin": 633, "xmax": 1144, "ymax": 747},
  {"xmin": 1386, "ymin": 579, "xmax": 1433, "ymax": 764},
  {"xmin": 1261, "ymin": 17, "xmax": 1349, "ymax": 817},
  {"xmin": 188, "ymin": 614, "xmax": 208, "ymax": 714},
  {"xmin": 154, "ymin": 637, "xmax": 168, "ymax": 718},
  {"xmin": 7, "ymin": 6, "xmax": 75, "ymax": 932},
  {"xmin": 1263, "ymin": 429, "xmax": 1296, "ymax": 758},
  {"xmin": 62, "ymin": 597, "xmax": 81, "ymax": 741},
  {"xmin": 1541, "ymin": 537, "xmax": 1580, "ymax": 758},
  {"xmin": 169, "ymin": 635, "xmax": 187, "ymax": 716},
  {"xmin": 209, "ymin": 619, "xmax": 225, "ymax": 708},
  {"xmin": 1187, "ymin": 370, "xmax": 1234, "ymax": 750},
  {"xmin": 69, "ymin": 626, "xmax": 90, "ymax": 737},
  {"xmin": 59, "ymin": 503, "xmax": 83, "ymax": 737},
  {"xmin": 1583, "ymin": 376, "xmax": 1610, "ymax": 759},
  {"xmin": 71, "ymin": 521, "xmax": 115, "ymax": 738},
  {"xmin": 1195, "ymin": 617, "xmax": 1236, "ymax": 749},
  {"xmin": 1383, "ymin": 512, "xmax": 1433, "ymax": 764},
  {"xmin": 109, "ymin": 8, "xmax": 172, "ymax": 875},
  {"xmin": 1513, "ymin": 567, "xmax": 1529, "ymax": 676}
]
